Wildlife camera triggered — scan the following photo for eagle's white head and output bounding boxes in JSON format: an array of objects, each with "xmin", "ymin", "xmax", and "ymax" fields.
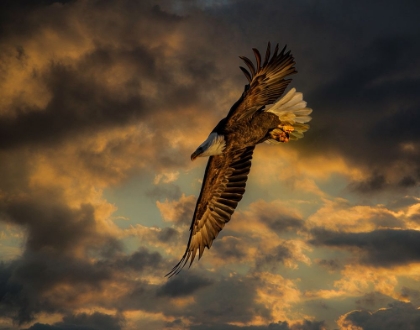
[{"xmin": 191, "ymin": 132, "xmax": 226, "ymax": 160}]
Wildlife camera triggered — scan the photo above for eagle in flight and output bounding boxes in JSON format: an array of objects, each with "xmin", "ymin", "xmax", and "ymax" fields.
[{"xmin": 166, "ymin": 42, "xmax": 312, "ymax": 277}]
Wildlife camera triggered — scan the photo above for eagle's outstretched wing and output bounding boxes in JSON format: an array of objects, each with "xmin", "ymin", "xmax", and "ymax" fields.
[
  {"xmin": 226, "ymin": 43, "xmax": 297, "ymax": 124},
  {"xmin": 166, "ymin": 146, "xmax": 254, "ymax": 277}
]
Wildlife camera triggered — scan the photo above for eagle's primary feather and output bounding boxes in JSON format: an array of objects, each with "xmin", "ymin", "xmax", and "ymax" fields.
[{"xmin": 166, "ymin": 43, "xmax": 312, "ymax": 277}]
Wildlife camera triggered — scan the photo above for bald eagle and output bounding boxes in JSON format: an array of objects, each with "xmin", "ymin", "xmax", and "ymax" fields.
[{"xmin": 166, "ymin": 43, "xmax": 312, "ymax": 277}]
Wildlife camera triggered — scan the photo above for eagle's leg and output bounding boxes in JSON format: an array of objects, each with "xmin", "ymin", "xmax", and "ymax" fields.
[
  {"xmin": 269, "ymin": 129, "xmax": 289, "ymax": 142},
  {"xmin": 269, "ymin": 124, "xmax": 294, "ymax": 143}
]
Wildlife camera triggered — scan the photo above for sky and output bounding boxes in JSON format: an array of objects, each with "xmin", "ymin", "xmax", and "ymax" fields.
[{"xmin": 0, "ymin": 0, "xmax": 420, "ymax": 329}]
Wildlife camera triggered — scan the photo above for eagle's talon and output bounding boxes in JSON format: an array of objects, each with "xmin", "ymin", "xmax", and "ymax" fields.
[
  {"xmin": 279, "ymin": 124, "xmax": 294, "ymax": 133},
  {"xmin": 269, "ymin": 129, "xmax": 289, "ymax": 143},
  {"xmin": 279, "ymin": 132, "xmax": 290, "ymax": 142}
]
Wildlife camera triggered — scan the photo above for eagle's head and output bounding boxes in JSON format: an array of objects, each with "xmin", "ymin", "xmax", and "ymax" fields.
[{"xmin": 191, "ymin": 132, "xmax": 226, "ymax": 160}]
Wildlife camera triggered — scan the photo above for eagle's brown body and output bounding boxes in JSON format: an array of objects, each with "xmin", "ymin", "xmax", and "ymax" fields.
[{"xmin": 224, "ymin": 111, "xmax": 281, "ymax": 147}]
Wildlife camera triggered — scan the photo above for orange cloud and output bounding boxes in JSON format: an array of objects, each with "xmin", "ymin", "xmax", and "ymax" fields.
[
  {"xmin": 253, "ymin": 272, "xmax": 306, "ymax": 324},
  {"xmin": 156, "ymin": 193, "xmax": 196, "ymax": 225},
  {"xmin": 307, "ymin": 198, "xmax": 404, "ymax": 232}
]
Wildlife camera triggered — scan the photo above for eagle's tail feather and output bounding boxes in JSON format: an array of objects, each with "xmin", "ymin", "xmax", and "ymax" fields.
[{"xmin": 265, "ymin": 88, "xmax": 312, "ymax": 143}]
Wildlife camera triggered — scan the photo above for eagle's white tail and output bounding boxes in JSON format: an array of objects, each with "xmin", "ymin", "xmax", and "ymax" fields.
[{"xmin": 266, "ymin": 88, "xmax": 312, "ymax": 143}]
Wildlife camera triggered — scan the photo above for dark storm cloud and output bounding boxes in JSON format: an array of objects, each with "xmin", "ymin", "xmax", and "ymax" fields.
[
  {"xmin": 260, "ymin": 214, "xmax": 304, "ymax": 235},
  {"xmin": 311, "ymin": 36, "xmax": 420, "ymax": 189},
  {"xmin": 1, "ymin": 195, "xmax": 117, "ymax": 254},
  {"xmin": 188, "ymin": 275, "xmax": 269, "ymax": 325},
  {"xmin": 212, "ymin": 237, "xmax": 246, "ymax": 261},
  {"xmin": 0, "ymin": 261, "xmax": 23, "ymax": 322},
  {"xmin": 0, "ymin": 190, "xmax": 166, "ymax": 324},
  {"xmin": 398, "ymin": 175, "xmax": 418, "ymax": 188},
  {"xmin": 0, "ymin": 1, "xmax": 226, "ymax": 154},
  {"xmin": 24, "ymin": 312, "xmax": 124, "ymax": 330},
  {"xmin": 111, "ymin": 247, "xmax": 164, "ymax": 272},
  {"xmin": 157, "ymin": 227, "xmax": 178, "ymax": 242},
  {"xmin": 190, "ymin": 320, "xmax": 326, "ymax": 330},
  {"xmin": 410, "ymin": 212, "xmax": 420, "ymax": 224},
  {"xmin": 0, "ymin": 149, "xmax": 32, "ymax": 193},
  {"xmin": 255, "ymin": 243, "xmax": 293, "ymax": 271},
  {"xmin": 0, "ymin": 48, "xmax": 149, "ymax": 149},
  {"xmin": 0, "ymin": 253, "xmax": 113, "ymax": 324},
  {"xmin": 0, "ymin": 0, "xmax": 74, "ymax": 28},
  {"xmin": 112, "ymin": 272, "xmax": 268, "ymax": 325},
  {"xmin": 0, "ymin": 245, "xmax": 165, "ymax": 324},
  {"xmin": 310, "ymin": 229, "xmax": 420, "ymax": 267},
  {"xmin": 400, "ymin": 287, "xmax": 420, "ymax": 302},
  {"xmin": 117, "ymin": 272, "xmax": 271, "ymax": 325},
  {"xmin": 0, "ymin": 0, "xmax": 73, "ymax": 9},
  {"xmin": 355, "ymin": 292, "xmax": 392, "ymax": 308},
  {"xmin": 387, "ymin": 196, "xmax": 420, "ymax": 210},
  {"xmin": 348, "ymin": 173, "xmax": 387, "ymax": 193},
  {"xmin": 340, "ymin": 301, "xmax": 420, "ymax": 330},
  {"xmin": 307, "ymin": 35, "xmax": 420, "ymax": 182},
  {"xmin": 157, "ymin": 273, "xmax": 213, "ymax": 297}
]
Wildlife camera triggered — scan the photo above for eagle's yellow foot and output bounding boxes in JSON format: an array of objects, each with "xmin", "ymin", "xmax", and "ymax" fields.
[
  {"xmin": 269, "ymin": 129, "xmax": 290, "ymax": 143},
  {"xmin": 279, "ymin": 124, "xmax": 294, "ymax": 133}
]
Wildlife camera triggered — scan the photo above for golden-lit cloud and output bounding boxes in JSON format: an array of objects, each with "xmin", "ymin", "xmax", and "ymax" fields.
[
  {"xmin": 307, "ymin": 198, "xmax": 404, "ymax": 232},
  {"xmin": 252, "ymin": 272, "xmax": 303, "ymax": 324},
  {"xmin": 156, "ymin": 194, "xmax": 196, "ymax": 225},
  {"xmin": 337, "ymin": 302, "xmax": 420, "ymax": 330}
]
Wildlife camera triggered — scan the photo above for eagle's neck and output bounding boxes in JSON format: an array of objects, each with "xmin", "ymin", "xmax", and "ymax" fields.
[{"xmin": 197, "ymin": 132, "xmax": 226, "ymax": 157}]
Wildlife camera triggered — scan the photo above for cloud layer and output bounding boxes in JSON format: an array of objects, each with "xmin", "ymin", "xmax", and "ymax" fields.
[{"xmin": 0, "ymin": 0, "xmax": 419, "ymax": 329}]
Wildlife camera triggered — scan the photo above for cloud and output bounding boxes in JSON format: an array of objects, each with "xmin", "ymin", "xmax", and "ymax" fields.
[
  {"xmin": 1, "ymin": 193, "xmax": 120, "ymax": 257},
  {"xmin": 229, "ymin": 200, "xmax": 305, "ymax": 239},
  {"xmin": 156, "ymin": 194, "xmax": 196, "ymax": 226},
  {"xmin": 348, "ymin": 172, "xmax": 388, "ymax": 193},
  {"xmin": 258, "ymin": 208, "xmax": 305, "ymax": 235},
  {"xmin": 306, "ymin": 199, "xmax": 404, "ymax": 233},
  {"xmin": 254, "ymin": 241, "xmax": 311, "ymax": 271},
  {"xmin": 186, "ymin": 199, "xmax": 313, "ymax": 271},
  {"xmin": 209, "ymin": 236, "xmax": 247, "ymax": 262},
  {"xmin": 108, "ymin": 247, "xmax": 164, "ymax": 272},
  {"xmin": 252, "ymin": 272, "xmax": 305, "ymax": 324},
  {"xmin": 24, "ymin": 312, "xmax": 124, "ymax": 330},
  {"xmin": 337, "ymin": 301, "xmax": 420, "ymax": 330},
  {"xmin": 0, "ymin": 254, "xmax": 111, "ymax": 324},
  {"xmin": 0, "ymin": 60, "xmax": 144, "ymax": 150},
  {"xmin": 309, "ymin": 229, "xmax": 420, "ymax": 267},
  {"xmin": 157, "ymin": 273, "xmax": 213, "ymax": 297},
  {"xmin": 387, "ymin": 196, "xmax": 420, "ymax": 210},
  {"xmin": 189, "ymin": 319, "xmax": 326, "ymax": 330},
  {"xmin": 112, "ymin": 272, "xmax": 271, "ymax": 326},
  {"xmin": 255, "ymin": 244, "xmax": 293, "ymax": 270},
  {"xmin": 0, "ymin": 245, "xmax": 167, "ymax": 325},
  {"xmin": 116, "ymin": 272, "xmax": 301, "ymax": 326},
  {"xmin": 355, "ymin": 292, "xmax": 393, "ymax": 308}
]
